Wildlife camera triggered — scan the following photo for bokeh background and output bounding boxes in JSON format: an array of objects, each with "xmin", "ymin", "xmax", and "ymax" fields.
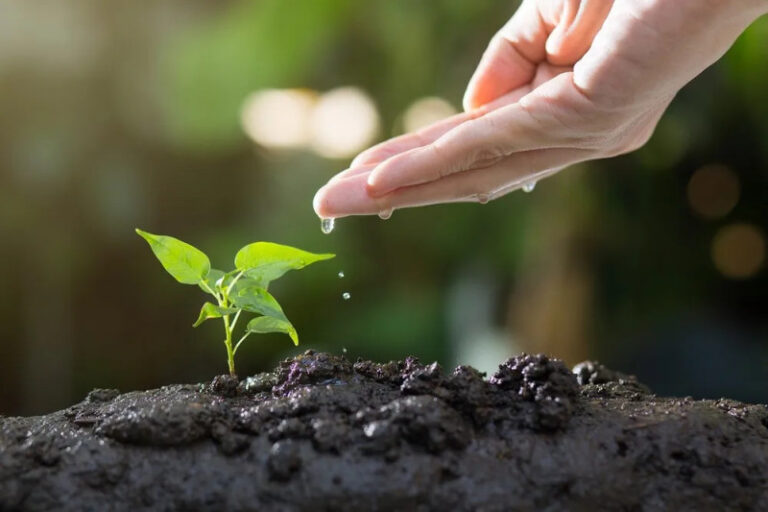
[{"xmin": 1, "ymin": 0, "xmax": 766, "ymax": 415}]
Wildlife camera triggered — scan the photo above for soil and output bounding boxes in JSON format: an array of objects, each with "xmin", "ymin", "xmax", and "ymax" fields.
[{"xmin": 1, "ymin": 350, "xmax": 767, "ymax": 511}]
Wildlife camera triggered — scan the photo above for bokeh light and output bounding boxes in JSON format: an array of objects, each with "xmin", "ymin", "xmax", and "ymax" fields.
[
  {"xmin": 711, "ymin": 223, "xmax": 766, "ymax": 279},
  {"xmin": 686, "ymin": 164, "xmax": 740, "ymax": 219},
  {"xmin": 402, "ymin": 97, "xmax": 458, "ymax": 133},
  {"xmin": 309, "ymin": 87, "xmax": 379, "ymax": 159},
  {"xmin": 241, "ymin": 89, "xmax": 317, "ymax": 149}
]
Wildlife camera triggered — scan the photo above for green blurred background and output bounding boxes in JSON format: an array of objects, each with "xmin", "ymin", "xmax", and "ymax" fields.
[{"xmin": 1, "ymin": 0, "xmax": 766, "ymax": 415}]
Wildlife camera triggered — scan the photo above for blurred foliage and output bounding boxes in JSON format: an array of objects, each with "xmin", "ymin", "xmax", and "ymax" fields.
[{"xmin": 0, "ymin": 1, "xmax": 766, "ymax": 415}]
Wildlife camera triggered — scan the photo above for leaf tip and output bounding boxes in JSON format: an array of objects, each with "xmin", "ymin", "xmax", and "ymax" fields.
[{"xmin": 135, "ymin": 228, "xmax": 153, "ymax": 242}]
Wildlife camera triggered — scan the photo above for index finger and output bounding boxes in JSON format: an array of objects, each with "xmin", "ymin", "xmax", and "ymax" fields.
[{"xmin": 350, "ymin": 86, "xmax": 532, "ymax": 170}]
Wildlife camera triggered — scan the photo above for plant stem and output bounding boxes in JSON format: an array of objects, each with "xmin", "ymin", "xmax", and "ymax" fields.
[
  {"xmin": 225, "ymin": 271, "xmax": 245, "ymax": 297},
  {"xmin": 200, "ymin": 281, "xmax": 222, "ymax": 303},
  {"xmin": 214, "ymin": 282, "xmax": 237, "ymax": 376},
  {"xmin": 223, "ymin": 314, "xmax": 236, "ymax": 376},
  {"xmin": 233, "ymin": 332, "xmax": 250, "ymax": 356},
  {"xmin": 230, "ymin": 309, "xmax": 242, "ymax": 331}
]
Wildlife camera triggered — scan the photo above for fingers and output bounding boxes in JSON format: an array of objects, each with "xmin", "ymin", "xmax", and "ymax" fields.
[
  {"xmin": 328, "ymin": 162, "xmax": 376, "ymax": 184},
  {"xmin": 545, "ymin": 0, "xmax": 614, "ymax": 65},
  {"xmin": 463, "ymin": 0, "xmax": 549, "ymax": 111},
  {"xmin": 350, "ymin": 111, "xmax": 474, "ymax": 168},
  {"xmin": 313, "ymin": 147, "xmax": 590, "ymax": 218},
  {"xmin": 350, "ymin": 86, "xmax": 532, "ymax": 170},
  {"xmin": 463, "ymin": 0, "xmax": 613, "ymax": 110},
  {"xmin": 364, "ymin": 99, "xmax": 558, "ymax": 197}
]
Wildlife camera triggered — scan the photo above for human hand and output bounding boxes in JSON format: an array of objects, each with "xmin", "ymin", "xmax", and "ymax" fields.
[{"xmin": 314, "ymin": 0, "xmax": 767, "ymax": 218}]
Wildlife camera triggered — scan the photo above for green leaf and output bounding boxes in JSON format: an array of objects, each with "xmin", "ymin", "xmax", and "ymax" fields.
[
  {"xmin": 193, "ymin": 302, "xmax": 239, "ymax": 327},
  {"xmin": 136, "ymin": 229, "xmax": 211, "ymax": 285},
  {"xmin": 231, "ymin": 285, "xmax": 286, "ymax": 320},
  {"xmin": 246, "ymin": 315, "xmax": 298, "ymax": 345},
  {"xmin": 199, "ymin": 269, "xmax": 225, "ymax": 295},
  {"xmin": 228, "ymin": 275, "xmax": 262, "ymax": 293},
  {"xmin": 234, "ymin": 242, "xmax": 334, "ymax": 285}
]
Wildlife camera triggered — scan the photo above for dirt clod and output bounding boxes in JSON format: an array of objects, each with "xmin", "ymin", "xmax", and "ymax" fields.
[{"xmin": 211, "ymin": 374, "xmax": 239, "ymax": 397}]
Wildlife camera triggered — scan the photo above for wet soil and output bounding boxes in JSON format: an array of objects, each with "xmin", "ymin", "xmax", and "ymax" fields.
[{"xmin": 1, "ymin": 351, "xmax": 767, "ymax": 511}]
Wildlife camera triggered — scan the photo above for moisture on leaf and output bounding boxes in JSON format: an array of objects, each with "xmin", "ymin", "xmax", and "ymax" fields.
[
  {"xmin": 136, "ymin": 229, "xmax": 211, "ymax": 285},
  {"xmin": 246, "ymin": 315, "xmax": 298, "ymax": 345},
  {"xmin": 193, "ymin": 302, "xmax": 239, "ymax": 327},
  {"xmin": 234, "ymin": 242, "xmax": 334, "ymax": 286}
]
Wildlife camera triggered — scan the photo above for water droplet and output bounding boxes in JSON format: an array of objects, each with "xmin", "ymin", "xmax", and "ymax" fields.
[
  {"xmin": 476, "ymin": 193, "xmax": 489, "ymax": 204},
  {"xmin": 338, "ymin": 271, "xmax": 345, "ymax": 278},
  {"xmin": 378, "ymin": 209, "xmax": 393, "ymax": 220},
  {"xmin": 321, "ymin": 217, "xmax": 335, "ymax": 234},
  {"xmin": 522, "ymin": 181, "xmax": 536, "ymax": 193},
  {"xmin": 342, "ymin": 292, "xmax": 351, "ymax": 300},
  {"xmin": 342, "ymin": 347, "xmax": 348, "ymax": 354}
]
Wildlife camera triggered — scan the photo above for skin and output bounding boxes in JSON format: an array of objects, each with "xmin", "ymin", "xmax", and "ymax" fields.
[{"xmin": 313, "ymin": 0, "xmax": 768, "ymax": 218}]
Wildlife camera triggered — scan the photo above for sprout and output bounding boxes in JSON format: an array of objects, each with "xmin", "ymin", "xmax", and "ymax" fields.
[{"xmin": 136, "ymin": 229, "xmax": 334, "ymax": 376}]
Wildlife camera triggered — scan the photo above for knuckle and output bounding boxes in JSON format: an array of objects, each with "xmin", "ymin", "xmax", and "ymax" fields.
[
  {"xmin": 434, "ymin": 121, "xmax": 508, "ymax": 175},
  {"xmin": 427, "ymin": 143, "xmax": 453, "ymax": 179},
  {"xmin": 470, "ymin": 147, "xmax": 506, "ymax": 169}
]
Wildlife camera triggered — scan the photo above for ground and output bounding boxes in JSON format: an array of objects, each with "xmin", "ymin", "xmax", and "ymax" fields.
[{"xmin": 1, "ymin": 351, "xmax": 767, "ymax": 511}]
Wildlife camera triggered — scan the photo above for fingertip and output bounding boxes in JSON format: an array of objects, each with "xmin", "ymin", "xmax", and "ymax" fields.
[
  {"xmin": 312, "ymin": 185, "xmax": 331, "ymax": 218},
  {"xmin": 462, "ymin": 80, "xmax": 475, "ymax": 112},
  {"xmin": 462, "ymin": 91, "xmax": 474, "ymax": 113},
  {"xmin": 365, "ymin": 171, "xmax": 388, "ymax": 198},
  {"xmin": 312, "ymin": 172, "xmax": 381, "ymax": 217},
  {"xmin": 350, "ymin": 153, "xmax": 369, "ymax": 168}
]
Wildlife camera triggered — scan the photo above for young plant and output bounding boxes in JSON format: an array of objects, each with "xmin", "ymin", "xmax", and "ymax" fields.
[{"xmin": 136, "ymin": 229, "xmax": 334, "ymax": 376}]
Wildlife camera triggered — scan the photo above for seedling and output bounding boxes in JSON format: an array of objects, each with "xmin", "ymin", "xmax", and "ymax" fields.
[{"xmin": 136, "ymin": 229, "xmax": 334, "ymax": 376}]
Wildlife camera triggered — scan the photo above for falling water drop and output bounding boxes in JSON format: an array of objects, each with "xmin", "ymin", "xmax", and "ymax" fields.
[
  {"xmin": 522, "ymin": 181, "xmax": 537, "ymax": 193},
  {"xmin": 321, "ymin": 217, "xmax": 335, "ymax": 234},
  {"xmin": 342, "ymin": 292, "xmax": 351, "ymax": 300},
  {"xmin": 338, "ymin": 271, "xmax": 345, "ymax": 278},
  {"xmin": 378, "ymin": 209, "xmax": 393, "ymax": 220}
]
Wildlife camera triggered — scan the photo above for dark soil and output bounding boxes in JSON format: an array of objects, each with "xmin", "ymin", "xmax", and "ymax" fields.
[{"xmin": 1, "ymin": 351, "xmax": 767, "ymax": 511}]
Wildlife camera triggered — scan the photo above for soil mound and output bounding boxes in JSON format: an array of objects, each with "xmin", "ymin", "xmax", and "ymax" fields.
[{"xmin": 1, "ymin": 351, "xmax": 767, "ymax": 511}]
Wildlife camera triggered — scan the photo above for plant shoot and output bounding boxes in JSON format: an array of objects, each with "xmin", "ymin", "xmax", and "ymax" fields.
[{"xmin": 136, "ymin": 229, "xmax": 334, "ymax": 376}]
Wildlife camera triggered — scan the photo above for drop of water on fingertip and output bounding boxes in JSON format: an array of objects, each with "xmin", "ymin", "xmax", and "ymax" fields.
[
  {"xmin": 338, "ymin": 271, "xmax": 345, "ymax": 278},
  {"xmin": 477, "ymin": 193, "xmax": 489, "ymax": 204},
  {"xmin": 342, "ymin": 292, "xmax": 351, "ymax": 300},
  {"xmin": 378, "ymin": 209, "xmax": 393, "ymax": 220},
  {"xmin": 321, "ymin": 217, "xmax": 335, "ymax": 234},
  {"xmin": 522, "ymin": 181, "xmax": 536, "ymax": 193}
]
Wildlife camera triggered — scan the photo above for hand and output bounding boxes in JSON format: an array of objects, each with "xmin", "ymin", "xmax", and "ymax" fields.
[{"xmin": 314, "ymin": 0, "xmax": 767, "ymax": 218}]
